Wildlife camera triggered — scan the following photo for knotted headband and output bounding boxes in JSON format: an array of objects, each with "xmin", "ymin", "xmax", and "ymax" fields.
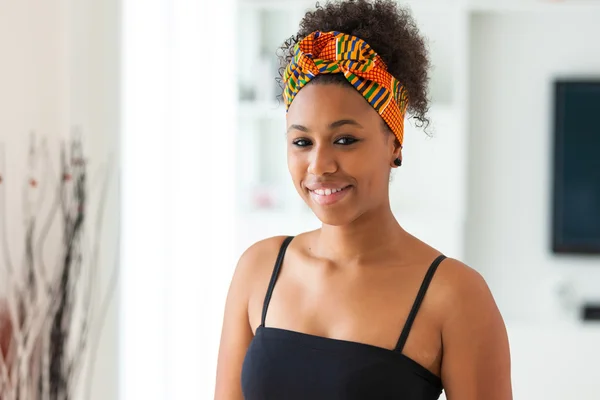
[{"xmin": 283, "ymin": 31, "xmax": 409, "ymax": 146}]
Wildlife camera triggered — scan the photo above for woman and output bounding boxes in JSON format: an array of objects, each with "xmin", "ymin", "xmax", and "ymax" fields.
[{"xmin": 216, "ymin": 0, "xmax": 512, "ymax": 399}]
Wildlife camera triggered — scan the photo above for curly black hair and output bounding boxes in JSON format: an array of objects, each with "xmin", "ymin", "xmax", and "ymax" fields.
[{"xmin": 277, "ymin": 0, "xmax": 431, "ymax": 129}]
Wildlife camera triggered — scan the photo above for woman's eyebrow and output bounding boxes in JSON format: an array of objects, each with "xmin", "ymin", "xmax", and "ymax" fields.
[
  {"xmin": 328, "ymin": 119, "xmax": 363, "ymax": 129},
  {"xmin": 287, "ymin": 119, "xmax": 363, "ymax": 134},
  {"xmin": 287, "ymin": 124, "xmax": 310, "ymax": 133}
]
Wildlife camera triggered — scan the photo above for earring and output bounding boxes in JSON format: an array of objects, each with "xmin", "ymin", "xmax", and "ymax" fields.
[{"xmin": 393, "ymin": 158, "xmax": 402, "ymax": 167}]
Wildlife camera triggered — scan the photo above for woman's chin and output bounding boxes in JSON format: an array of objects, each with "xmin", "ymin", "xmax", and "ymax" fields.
[{"xmin": 309, "ymin": 207, "xmax": 359, "ymax": 227}]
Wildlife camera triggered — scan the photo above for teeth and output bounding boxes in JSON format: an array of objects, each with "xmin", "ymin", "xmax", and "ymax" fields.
[{"xmin": 313, "ymin": 187, "xmax": 346, "ymax": 196}]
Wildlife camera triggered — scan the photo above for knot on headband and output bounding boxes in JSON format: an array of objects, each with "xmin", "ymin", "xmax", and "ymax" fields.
[{"xmin": 283, "ymin": 31, "xmax": 409, "ymax": 146}]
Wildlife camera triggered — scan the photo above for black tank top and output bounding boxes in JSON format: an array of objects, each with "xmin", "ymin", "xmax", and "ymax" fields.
[{"xmin": 241, "ymin": 236, "xmax": 445, "ymax": 399}]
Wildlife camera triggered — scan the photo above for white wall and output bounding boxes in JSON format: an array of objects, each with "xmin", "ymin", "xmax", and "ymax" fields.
[
  {"xmin": 466, "ymin": 10, "xmax": 600, "ymax": 323},
  {"xmin": 466, "ymin": 12, "xmax": 600, "ymax": 399},
  {"xmin": 0, "ymin": 0, "xmax": 119, "ymax": 398},
  {"xmin": 120, "ymin": 0, "xmax": 237, "ymax": 398},
  {"xmin": 465, "ymin": 12, "xmax": 600, "ymax": 400},
  {"xmin": 0, "ymin": 0, "xmax": 70, "ymax": 158},
  {"xmin": 69, "ymin": 0, "xmax": 121, "ymax": 398},
  {"xmin": 119, "ymin": 0, "xmax": 170, "ymax": 397}
]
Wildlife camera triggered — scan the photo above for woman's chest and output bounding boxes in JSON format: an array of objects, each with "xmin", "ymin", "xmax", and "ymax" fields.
[{"xmin": 248, "ymin": 263, "xmax": 443, "ymax": 374}]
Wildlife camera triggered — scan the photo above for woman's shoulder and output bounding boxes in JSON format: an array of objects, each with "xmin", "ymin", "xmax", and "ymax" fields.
[
  {"xmin": 236, "ymin": 231, "xmax": 315, "ymax": 270},
  {"xmin": 428, "ymin": 258, "xmax": 511, "ymax": 396},
  {"xmin": 225, "ymin": 236, "xmax": 291, "ymax": 315},
  {"xmin": 427, "ymin": 257, "xmax": 506, "ymax": 336},
  {"xmin": 403, "ymin": 237, "xmax": 493, "ymax": 309},
  {"xmin": 234, "ymin": 233, "xmax": 310, "ymax": 281},
  {"xmin": 234, "ymin": 235, "xmax": 291, "ymax": 280},
  {"xmin": 431, "ymin": 257, "xmax": 492, "ymax": 304},
  {"xmin": 239, "ymin": 235, "xmax": 291, "ymax": 262}
]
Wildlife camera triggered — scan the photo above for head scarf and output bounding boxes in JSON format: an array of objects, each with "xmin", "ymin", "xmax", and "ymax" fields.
[{"xmin": 283, "ymin": 31, "xmax": 409, "ymax": 146}]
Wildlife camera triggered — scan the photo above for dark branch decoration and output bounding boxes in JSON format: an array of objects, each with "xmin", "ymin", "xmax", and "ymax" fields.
[{"xmin": 0, "ymin": 131, "xmax": 118, "ymax": 400}]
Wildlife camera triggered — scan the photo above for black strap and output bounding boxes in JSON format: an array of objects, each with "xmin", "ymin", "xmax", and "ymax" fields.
[
  {"xmin": 395, "ymin": 254, "xmax": 446, "ymax": 352},
  {"xmin": 260, "ymin": 236, "xmax": 294, "ymax": 327}
]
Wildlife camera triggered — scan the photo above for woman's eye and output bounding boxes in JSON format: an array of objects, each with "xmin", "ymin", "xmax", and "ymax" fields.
[
  {"xmin": 335, "ymin": 136, "xmax": 359, "ymax": 145},
  {"xmin": 292, "ymin": 138, "xmax": 312, "ymax": 147},
  {"xmin": 292, "ymin": 137, "xmax": 358, "ymax": 147}
]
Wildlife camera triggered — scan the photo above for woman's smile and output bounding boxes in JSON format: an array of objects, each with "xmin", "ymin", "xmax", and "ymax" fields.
[{"xmin": 308, "ymin": 185, "xmax": 353, "ymax": 205}]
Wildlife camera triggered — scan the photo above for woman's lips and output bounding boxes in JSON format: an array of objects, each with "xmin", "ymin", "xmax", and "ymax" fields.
[{"xmin": 309, "ymin": 185, "xmax": 352, "ymax": 206}]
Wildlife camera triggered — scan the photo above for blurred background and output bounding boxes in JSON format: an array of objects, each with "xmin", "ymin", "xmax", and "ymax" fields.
[{"xmin": 1, "ymin": 0, "xmax": 599, "ymax": 399}]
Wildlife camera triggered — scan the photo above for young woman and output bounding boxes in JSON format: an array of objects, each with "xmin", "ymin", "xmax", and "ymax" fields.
[{"xmin": 216, "ymin": 1, "xmax": 512, "ymax": 399}]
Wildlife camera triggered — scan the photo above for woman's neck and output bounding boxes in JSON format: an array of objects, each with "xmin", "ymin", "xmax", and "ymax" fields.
[{"xmin": 313, "ymin": 205, "xmax": 407, "ymax": 266}]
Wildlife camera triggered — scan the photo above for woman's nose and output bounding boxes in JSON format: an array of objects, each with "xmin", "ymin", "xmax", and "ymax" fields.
[{"xmin": 307, "ymin": 144, "xmax": 338, "ymax": 176}]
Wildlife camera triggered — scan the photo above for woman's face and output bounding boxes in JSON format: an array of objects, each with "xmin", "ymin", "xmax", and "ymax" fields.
[{"xmin": 286, "ymin": 83, "xmax": 401, "ymax": 226}]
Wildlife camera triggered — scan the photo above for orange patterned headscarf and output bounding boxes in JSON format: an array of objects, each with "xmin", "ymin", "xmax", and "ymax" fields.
[{"xmin": 283, "ymin": 31, "xmax": 409, "ymax": 146}]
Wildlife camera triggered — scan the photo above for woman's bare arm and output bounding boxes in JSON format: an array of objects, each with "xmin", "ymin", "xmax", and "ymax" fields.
[
  {"xmin": 214, "ymin": 246, "xmax": 255, "ymax": 400},
  {"xmin": 214, "ymin": 236, "xmax": 287, "ymax": 400},
  {"xmin": 439, "ymin": 260, "xmax": 512, "ymax": 400}
]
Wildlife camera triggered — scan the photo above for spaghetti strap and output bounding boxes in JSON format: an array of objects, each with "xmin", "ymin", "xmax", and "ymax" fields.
[
  {"xmin": 394, "ymin": 254, "xmax": 446, "ymax": 352},
  {"xmin": 260, "ymin": 236, "xmax": 294, "ymax": 327}
]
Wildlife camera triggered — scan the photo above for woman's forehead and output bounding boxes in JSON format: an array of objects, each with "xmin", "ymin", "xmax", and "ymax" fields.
[{"xmin": 286, "ymin": 84, "xmax": 381, "ymax": 127}]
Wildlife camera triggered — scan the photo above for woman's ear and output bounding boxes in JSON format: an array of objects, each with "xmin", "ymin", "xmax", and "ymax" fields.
[{"xmin": 390, "ymin": 139, "xmax": 403, "ymax": 168}]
